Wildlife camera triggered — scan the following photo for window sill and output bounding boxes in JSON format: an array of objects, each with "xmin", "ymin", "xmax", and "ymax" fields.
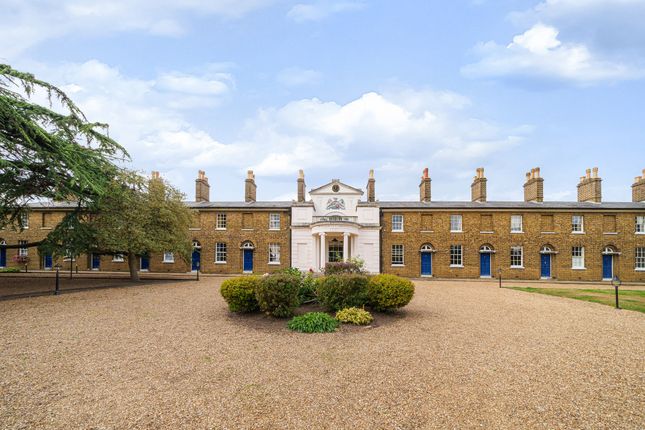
[
  {"xmin": 391, "ymin": 264, "xmax": 405, "ymax": 267},
  {"xmin": 215, "ymin": 261, "xmax": 227, "ymax": 265},
  {"xmin": 269, "ymin": 229, "xmax": 280, "ymax": 231},
  {"xmin": 241, "ymin": 228, "xmax": 254, "ymax": 231},
  {"xmin": 40, "ymin": 227, "xmax": 53, "ymax": 230},
  {"xmin": 510, "ymin": 266, "xmax": 525, "ymax": 269},
  {"xmin": 603, "ymin": 232, "xmax": 618, "ymax": 235},
  {"xmin": 511, "ymin": 231, "xmax": 524, "ymax": 234},
  {"xmin": 571, "ymin": 267, "xmax": 586, "ymax": 270},
  {"xmin": 480, "ymin": 231, "xmax": 494, "ymax": 234},
  {"xmin": 541, "ymin": 231, "xmax": 555, "ymax": 234},
  {"xmin": 215, "ymin": 228, "xmax": 227, "ymax": 231},
  {"xmin": 189, "ymin": 228, "xmax": 201, "ymax": 231},
  {"xmin": 636, "ymin": 232, "xmax": 645, "ymax": 235},
  {"xmin": 635, "ymin": 268, "xmax": 645, "ymax": 272},
  {"xmin": 392, "ymin": 230, "xmax": 404, "ymax": 233},
  {"xmin": 420, "ymin": 230, "xmax": 434, "ymax": 233},
  {"xmin": 268, "ymin": 262, "xmax": 281, "ymax": 265},
  {"xmin": 571, "ymin": 231, "xmax": 585, "ymax": 234},
  {"xmin": 162, "ymin": 261, "xmax": 174, "ymax": 264},
  {"xmin": 450, "ymin": 230, "xmax": 463, "ymax": 233},
  {"xmin": 450, "ymin": 264, "xmax": 464, "ymax": 268}
]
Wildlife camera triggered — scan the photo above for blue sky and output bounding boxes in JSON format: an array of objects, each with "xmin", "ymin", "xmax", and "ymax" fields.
[{"xmin": 2, "ymin": 0, "xmax": 644, "ymax": 201}]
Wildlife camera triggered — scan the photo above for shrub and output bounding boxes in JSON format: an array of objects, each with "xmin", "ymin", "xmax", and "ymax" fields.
[
  {"xmin": 0, "ymin": 267, "xmax": 21, "ymax": 273},
  {"xmin": 335, "ymin": 307, "xmax": 373, "ymax": 325},
  {"xmin": 220, "ymin": 276, "xmax": 261, "ymax": 313},
  {"xmin": 287, "ymin": 312, "xmax": 339, "ymax": 333},
  {"xmin": 323, "ymin": 258, "xmax": 364, "ymax": 275},
  {"xmin": 367, "ymin": 274, "xmax": 415, "ymax": 311},
  {"xmin": 255, "ymin": 273, "xmax": 300, "ymax": 318},
  {"xmin": 316, "ymin": 274, "xmax": 369, "ymax": 311},
  {"xmin": 298, "ymin": 273, "xmax": 318, "ymax": 304}
]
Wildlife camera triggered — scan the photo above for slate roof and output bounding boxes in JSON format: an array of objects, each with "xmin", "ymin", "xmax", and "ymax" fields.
[{"xmin": 374, "ymin": 201, "xmax": 645, "ymax": 210}]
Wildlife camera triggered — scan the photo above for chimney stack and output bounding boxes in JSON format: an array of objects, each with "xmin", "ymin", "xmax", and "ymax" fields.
[
  {"xmin": 523, "ymin": 167, "xmax": 544, "ymax": 203},
  {"xmin": 245, "ymin": 170, "xmax": 257, "ymax": 203},
  {"xmin": 366, "ymin": 169, "xmax": 376, "ymax": 203},
  {"xmin": 577, "ymin": 167, "xmax": 602, "ymax": 203},
  {"xmin": 419, "ymin": 168, "xmax": 431, "ymax": 203},
  {"xmin": 471, "ymin": 167, "xmax": 487, "ymax": 202},
  {"xmin": 297, "ymin": 169, "xmax": 306, "ymax": 203},
  {"xmin": 632, "ymin": 168, "xmax": 645, "ymax": 202},
  {"xmin": 195, "ymin": 170, "xmax": 210, "ymax": 202}
]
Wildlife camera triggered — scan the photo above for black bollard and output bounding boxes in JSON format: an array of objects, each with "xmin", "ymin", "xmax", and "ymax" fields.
[{"xmin": 55, "ymin": 267, "xmax": 60, "ymax": 295}]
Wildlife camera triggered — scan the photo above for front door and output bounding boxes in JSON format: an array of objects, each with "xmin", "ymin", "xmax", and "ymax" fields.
[
  {"xmin": 540, "ymin": 254, "xmax": 551, "ymax": 278},
  {"xmin": 421, "ymin": 252, "xmax": 432, "ymax": 276},
  {"xmin": 602, "ymin": 254, "xmax": 613, "ymax": 280},
  {"xmin": 480, "ymin": 253, "xmax": 491, "ymax": 277},
  {"xmin": 91, "ymin": 253, "xmax": 100, "ymax": 270},
  {"xmin": 243, "ymin": 249, "xmax": 253, "ymax": 272},
  {"xmin": 191, "ymin": 249, "xmax": 201, "ymax": 271},
  {"xmin": 0, "ymin": 245, "xmax": 5, "ymax": 267},
  {"xmin": 43, "ymin": 253, "xmax": 53, "ymax": 270},
  {"xmin": 140, "ymin": 255, "xmax": 150, "ymax": 271}
]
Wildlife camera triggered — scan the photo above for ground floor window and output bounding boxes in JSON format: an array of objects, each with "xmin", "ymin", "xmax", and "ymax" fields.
[
  {"xmin": 112, "ymin": 253, "xmax": 124, "ymax": 262},
  {"xmin": 450, "ymin": 245, "xmax": 463, "ymax": 266},
  {"xmin": 636, "ymin": 247, "xmax": 645, "ymax": 270},
  {"xmin": 269, "ymin": 243, "xmax": 280, "ymax": 264},
  {"xmin": 163, "ymin": 252, "xmax": 174, "ymax": 263},
  {"xmin": 510, "ymin": 246, "xmax": 523, "ymax": 268},
  {"xmin": 391, "ymin": 244, "xmax": 404, "ymax": 265},
  {"xmin": 572, "ymin": 246, "xmax": 585, "ymax": 269},
  {"xmin": 215, "ymin": 243, "xmax": 227, "ymax": 263},
  {"xmin": 18, "ymin": 240, "xmax": 28, "ymax": 257}
]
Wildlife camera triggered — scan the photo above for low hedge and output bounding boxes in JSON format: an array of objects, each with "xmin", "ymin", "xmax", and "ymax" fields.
[
  {"xmin": 0, "ymin": 267, "xmax": 22, "ymax": 273},
  {"xmin": 255, "ymin": 273, "xmax": 301, "ymax": 318},
  {"xmin": 367, "ymin": 274, "xmax": 415, "ymax": 311},
  {"xmin": 287, "ymin": 312, "xmax": 339, "ymax": 333},
  {"xmin": 316, "ymin": 274, "xmax": 369, "ymax": 311},
  {"xmin": 220, "ymin": 276, "xmax": 261, "ymax": 313},
  {"xmin": 335, "ymin": 307, "xmax": 373, "ymax": 325}
]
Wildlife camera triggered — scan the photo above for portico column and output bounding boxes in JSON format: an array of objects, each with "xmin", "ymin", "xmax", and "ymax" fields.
[
  {"xmin": 319, "ymin": 233, "xmax": 326, "ymax": 270},
  {"xmin": 343, "ymin": 232, "xmax": 349, "ymax": 262}
]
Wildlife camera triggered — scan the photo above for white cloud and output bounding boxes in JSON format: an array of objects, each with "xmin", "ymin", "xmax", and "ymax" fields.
[
  {"xmin": 276, "ymin": 67, "xmax": 323, "ymax": 87},
  {"xmin": 287, "ymin": 1, "xmax": 364, "ymax": 22},
  {"xmin": 462, "ymin": 23, "xmax": 644, "ymax": 84}
]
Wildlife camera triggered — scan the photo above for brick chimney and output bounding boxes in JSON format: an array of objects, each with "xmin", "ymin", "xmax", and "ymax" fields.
[
  {"xmin": 523, "ymin": 167, "xmax": 544, "ymax": 203},
  {"xmin": 577, "ymin": 167, "xmax": 602, "ymax": 203},
  {"xmin": 297, "ymin": 169, "xmax": 306, "ymax": 203},
  {"xmin": 419, "ymin": 168, "xmax": 431, "ymax": 203},
  {"xmin": 245, "ymin": 170, "xmax": 257, "ymax": 203},
  {"xmin": 471, "ymin": 167, "xmax": 487, "ymax": 202},
  {"xmin": 366, "ymin": 169, "xmax": 376, "ymax": 202},
  {"xmin": 195, "ymin": 170, "xmax": 210, "ymax": 202},
  {"xmin": 632, "ymin": 168, "xmax": 645, "ymax": 202}
]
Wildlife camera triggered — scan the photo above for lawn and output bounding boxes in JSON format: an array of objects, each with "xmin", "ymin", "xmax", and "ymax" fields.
[{"xmin": 509, "ymin": 287, "xmax": 645, "ymax": 313}]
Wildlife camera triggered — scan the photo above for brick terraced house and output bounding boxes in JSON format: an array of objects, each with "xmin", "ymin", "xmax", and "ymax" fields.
[{"xmin": 2, "ymin": 167, "xmax": 645, "ymax": 282}]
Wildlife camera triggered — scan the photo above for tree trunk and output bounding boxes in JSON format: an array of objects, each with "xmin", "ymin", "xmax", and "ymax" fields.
[{"xmin": 128, "ymin": 252, "xmax": 140, "ymax": 281}]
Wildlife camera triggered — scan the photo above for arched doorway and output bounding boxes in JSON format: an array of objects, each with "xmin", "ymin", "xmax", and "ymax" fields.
[
  {"xmin": 602, "ymin": 246, "xmax": 620, "ymax": 280},
  {"xmin": 419, "ymin": 244, "xmax": 435, "ymax": 277},
  {"xmin": 479, "ymin": 244, "xmax": 494, "ymax": 278},
  {"xmin": 192, "ymin": 240, "xmax": 201, "ymax": 272},
  {"xmin": 0, "ymin": 239, "xmax": 6, "ymax": 268},
  {"xmin": 241, "ymin": 241, "xmax": 255, "ymax": 273},
  {"xmin": 540, "ymin": 245, "xmax": 556, "ymax": 279}
]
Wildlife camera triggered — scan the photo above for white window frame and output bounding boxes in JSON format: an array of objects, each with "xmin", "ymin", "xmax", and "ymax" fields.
[
  {"xmin": 269, "ymin": 213, "xmax": 281, "ymax": 230},
  {"xmin": 112, "ymin": 253, "xmax": 124, "ymax": 263},
  {"xmin": 20, "ymin": 213, "xmax": 29, "ymax": 229},
  {"xmin": 163, "ymin": 252, "xmax": 174, "ymax": 263},
  {"xmin": 268, "ymin": 243, "xmax": 280, "ymax": 264},
  {"xmin": 391, "ymin": 244, "xmax": 404, "ymax": 266},
  {"xmin": 391, "ymin": 215, "xmax": 404, "ymax": 232},
  {"xmin": 510, "ymin": 215, "xmax": 523, "ymax": 233},
  {"xmin": 450, "ymin": 244, "xmax": 463, "ymax": 267},
  {"xmin": 215, "ymin": 243, "xmax": 227, "ymax": 263},
  {"xmin": 510, "ymin": 246, "xmax": 523, "ymax": 268},
  {"xmin": 636, "ymin": 216, "xmax": 645, "ymax": 234},
  {"xmin": 450, "ymin": 215, "xmax": 463, "ymax": 233},
  {"xmin": 572, "ymin": 215, "xmax": 584, "ymax": 233},
  {"xmin": 18, "ymin": 240, "xmax": 28, "ymax": 257},
  {"xmin": 216, "ymin": 213, "xmax": 227, "ymax": 230},
  {"xmin": 636, "ymin": 247, "xmax": 645, "ymax": 271},
  {"xmin": 572, "ymin": 246, "xmax": 585, "ymax": 269}
]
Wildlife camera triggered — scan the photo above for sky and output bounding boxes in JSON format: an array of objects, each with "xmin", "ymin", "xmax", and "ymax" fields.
[{"xmin": 2, "ymin": 0, "xmax": 645, "ymax": 202}]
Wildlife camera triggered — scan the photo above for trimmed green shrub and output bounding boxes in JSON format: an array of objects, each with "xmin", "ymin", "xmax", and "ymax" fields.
[
  {"xmin": 298, "ymin": 273, "xmax": 318, "ymax": 304},
  {"xmin": 255, "ymin": 273, "xmax": 300, "ymax": 318},
  {"xmin": 220, "ymin": 276, "xmax": 260, "ymax": 313},
  {"xmin": 316, "ymin": 274, "xmax": 369, "ymax": 311},
  {"xmin": 335, "ymin": 307, "xmax": 373, "ymax": 325},
  {"xmin": 323, "ymin": 257, "xmax": 364, "ymax": 275},
  {"xmin": 287, "ymin": 312, "xmax": 339, "ymax": 333},
  {"xmin": 0, "ymin": 267, "xmax": 22, "ymax": 273},
  {"xmin": 367, "ymin": 274, "xmax": 415, "ymax": 311}
]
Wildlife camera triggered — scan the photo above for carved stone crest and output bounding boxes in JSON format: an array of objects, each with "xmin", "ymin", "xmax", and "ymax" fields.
[{"xmin": 326, "ymin": 198, "xmax": 345, "ymax": 210}]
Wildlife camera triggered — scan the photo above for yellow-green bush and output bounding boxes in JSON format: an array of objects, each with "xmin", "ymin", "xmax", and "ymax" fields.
[
  {"xmin": 220, "ymin": 276, "xmax": 261, "ymax": 313},
  {"xmin": 367, "ymin": 274, "xmax": 414, "ymax": 311},
  {"xmin": 255, "ymin": 273, "xmax": 301, "ymax": 318},
  {"xmin": 316, "ymin": 274, "xmax": 369, "ymax": 311},
  {"xmin": 335, "ymin": 307, "xmax": 373, "ymax": 325}
]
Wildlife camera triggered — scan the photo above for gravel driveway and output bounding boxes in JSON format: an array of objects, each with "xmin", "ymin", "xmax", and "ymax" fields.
[{"xmin": 1, "ymin": 279, "xmax": 643, "ymax": 429}]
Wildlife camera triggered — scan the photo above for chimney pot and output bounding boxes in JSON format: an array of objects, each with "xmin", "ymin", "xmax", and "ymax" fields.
[
  {"xmin": 633, "ymin": 169, "xmax": 645, "ymax": 202},
  {"xmin": 297, "ymin": 169, "xmax": 306, "ymax": 203},
  {"xmin": 524, "ymin": 168, "xmax": 544, "ymax": 202},
  {"xmin": 419, "ymin": 168, "xmax": 431, "ymax": 202},
  {"xmin": 578, "ymin": 168, "xmax": 602, "ymax": 202},
  {"xmin": 195, "ymin": 170, "xmax": 210, "ymax": 202},
  {"xmin": 245, "ymin": 170, "xmax": 257, "ymax": 202},
  {"xmin": 366, "ymin": 169, "xmax": 376, "ymax": 202}
]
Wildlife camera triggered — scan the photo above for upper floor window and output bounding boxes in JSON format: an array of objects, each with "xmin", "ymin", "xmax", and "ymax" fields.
[
  {"xmin": 216, "ymin": 213, "xmax": 227, "ymax": 230},
  {"xmin": 163, "ymin": 252, "xmax": 174, "ymax": 263},
  {"xmin": 450, "ymin": 215, "xmax": 463, "ymax": 232},
  {"xmin": 269, "ymin": 213, "xmax": 281, "ymax": 230},
  {"xmin": 510, "ymin": 246, "xmax": 523, "ymax": 268},
  {"xmin": 636, "ymin": 247, "xmax": 645, "ymax": 270},
  {"xmin": 215, "ymin": 243, "xmax": 227, "ymax": 263},
  {"xmin": 112, "ymin": 253, "xmax": 124, "ymax": 262},
  {"xmin": 392, "ymin": 215, "xmax": 404, "ymax": 232},
  {"xmin": 636, "ymin": 216, "xmax": 645, "ymax": 233},
  {"xmin": 572, "ymin": 246, "xmax": 585, "ymax": 269},
  {"xmin": 18, "ymin": 240, "xmax": 28, "ymax": 257},
  {"xmin": 510, "ymin": 215, "xmax": 523, "ymax": 233},
  {"xmin": 20, "ymin": 213, "xmax": 29, "ymax": 229},
  {"xmin": 269, "ymin": 243, "xmax": 280, "ymax": 264},
  {"xmin": 391, "ymin": 244, "xmax": 404, "ymax": 265},
  {"xmin": 572, "ymin": 215, "xmax": 584, "ymax": 233},
  {"xmin": 450, "ymin": 244, "xmax": 463, "ymax": 266}
]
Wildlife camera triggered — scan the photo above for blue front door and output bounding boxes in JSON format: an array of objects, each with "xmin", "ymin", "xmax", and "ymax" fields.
[
  {"xmin": 91, "ymin": 253, "xmax": 100, "ymax": 270},
  {"xmin": 421, "ymin": 252, "xmax": 432, "ymax": 276},
  {"xmin": 602, "ymin": 254, "xmax": 613, "ymax": 279},
  {"xmin": 540, "ymin": 254, "xmax": 551, "ymax": 278},
  {"xmin": 480, "ymin": 253, "xmax": 491, "ymax": 277},
  {"xmin": 140, "ymin": 255, "xmax": 149, "ymax": 271},
  {"xmin": 243, "ymin": 249, "xmax": 253, "ymax": 272},
  {"xmin": 43, "ymin": 253, "xmax": 53, "ymax": 269},
  {"xmin": 0, "ymin": 245, "xmax": 5, "ymax": 267},
  {"xmin": 192, "ymin": 250, "xmax": 201, "ymax": 271}
]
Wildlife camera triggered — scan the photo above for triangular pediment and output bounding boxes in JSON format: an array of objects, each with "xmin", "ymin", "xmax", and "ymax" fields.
[{"xmin": 309, "ymin": 179, "xmax": 364, "ymax": 195}]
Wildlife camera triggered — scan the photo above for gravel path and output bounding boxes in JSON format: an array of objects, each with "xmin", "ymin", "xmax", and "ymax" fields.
[{"xmin": 0, "ymin": 279, "xmax": 643, "ymax": 429}]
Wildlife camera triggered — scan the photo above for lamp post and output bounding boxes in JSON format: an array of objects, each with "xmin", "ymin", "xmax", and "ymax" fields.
[
  {"xmin": 54, "ymin": 264, "xmax": 61, "ymax": 295},
  {"xmin": 612, "ymin": 275, "xmax": 621, "ymax": 309},
  {"xmin": 498, "ymin": 268, "xmax": 502, "ymax": 288}
]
